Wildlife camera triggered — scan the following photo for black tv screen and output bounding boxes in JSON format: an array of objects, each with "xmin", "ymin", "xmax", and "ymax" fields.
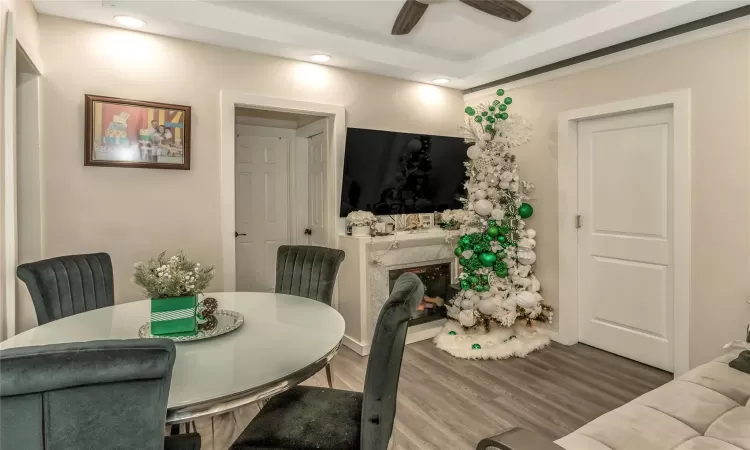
[{"xmin": 340, "ymin": 128, "xmax": 469, "ymax": 217}]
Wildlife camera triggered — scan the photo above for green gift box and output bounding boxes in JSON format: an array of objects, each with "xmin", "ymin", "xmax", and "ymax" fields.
[{"xmin": 150, "ymin": 295, "xmax": 197, "ymax": 337}]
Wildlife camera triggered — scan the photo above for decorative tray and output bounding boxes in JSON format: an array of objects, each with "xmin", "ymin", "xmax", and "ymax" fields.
[{"xmin": 138, "ymin": 309, "xmax": 244, "ymax": 342}]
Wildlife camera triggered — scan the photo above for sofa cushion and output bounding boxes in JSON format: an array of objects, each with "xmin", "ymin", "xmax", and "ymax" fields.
[
  {"xmin": 634, "ymin": 380, "xmax": 739, "ymax": 434},
  {"xmin": 675, "ymin": 437, "xmax": 744, "ymax": 450},
  {"xmin": 705, "ymin": 407, "xmax": 750, "ymax": 450},
  {"xmin": 564, "ymin": 403, "xmax": 698, "ymax": 450},
  {"xmin": 555, "ymin": 350, "xmax": 750, "ymax": 450},
  {"xmin": 679, "ymin": 361, "xmax": 750, "ymax": 405}
]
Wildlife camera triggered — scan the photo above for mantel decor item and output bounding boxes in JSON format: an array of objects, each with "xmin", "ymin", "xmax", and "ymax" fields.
[
  {"xmin": 84, "ymin": 95, "xmax": 191, "ymax": 170},
  {"xmin": 133, "ymin": 250, "xmax": 215, "ymax": 337},
  {"xmin": 346, "ymin": 210, "xmax": 376, "ymax": 237}
]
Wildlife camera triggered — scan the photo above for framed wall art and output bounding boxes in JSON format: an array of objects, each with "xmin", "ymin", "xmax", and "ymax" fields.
[{"xmin": 84, "ymin": 95, "xmax": 191, "ymax": 170}]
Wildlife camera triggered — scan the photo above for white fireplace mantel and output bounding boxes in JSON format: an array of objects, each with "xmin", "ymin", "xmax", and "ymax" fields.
[{"xmin": 336, "ymin": 229, "xmax": 458, "ymax": 356}]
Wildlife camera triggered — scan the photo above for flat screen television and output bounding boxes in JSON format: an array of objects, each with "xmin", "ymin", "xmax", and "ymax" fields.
[{"xmin": 339, "ymin": 127, "xmax": 468, "ymax": 217}]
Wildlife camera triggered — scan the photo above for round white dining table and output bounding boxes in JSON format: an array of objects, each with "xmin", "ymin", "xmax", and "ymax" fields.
[{"xmin": 0, "ymin": 292, "xmax": 345, "ymax": 424}]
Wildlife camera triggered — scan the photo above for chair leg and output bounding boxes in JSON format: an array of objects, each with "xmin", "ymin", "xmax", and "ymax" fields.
[{"xmin": 325, "ymin": 363, "xmax": 334, "ymax": 388}]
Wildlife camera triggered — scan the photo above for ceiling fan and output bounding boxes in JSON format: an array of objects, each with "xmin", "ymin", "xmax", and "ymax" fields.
[{"xmin": 391, "ymin": 0, "xmax": 531, "ymax": 35}]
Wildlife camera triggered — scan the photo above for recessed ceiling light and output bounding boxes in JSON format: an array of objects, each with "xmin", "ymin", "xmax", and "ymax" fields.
[
  {"xmin": 432, "ymin": 78, "xmax": 450, "ymax": 84},
  {"xmin": 310, "ymin": 54, "xmax": 332, "ymax": 62},
  {"xmin": 114, "ymin": 16, "xmax": 146, "ymax": 28}
]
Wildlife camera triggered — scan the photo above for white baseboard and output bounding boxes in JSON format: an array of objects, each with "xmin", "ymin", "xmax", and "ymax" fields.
[
  {"xmin": 405, "ymin": 319, "xmax": 446, "ymax": 345},
  {"xmin": 342, "ymin": 334, "xmax": 371, "ymax": 356}
]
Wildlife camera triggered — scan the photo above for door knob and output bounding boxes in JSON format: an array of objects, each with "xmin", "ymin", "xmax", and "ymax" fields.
[
  {"xmin": 235, "ymin": 231, "xmax": 247, "ymax": 237},
  {"xmin": 304, "ymin": 229, "xmax": 312, "ymax": 236}
]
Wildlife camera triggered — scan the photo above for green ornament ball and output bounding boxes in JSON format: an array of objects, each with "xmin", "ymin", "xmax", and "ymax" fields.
[
  {"xmin": 504, "ymin": 97, "xmax": 513, "ymax": 105},
  {"xmin": 497, "ymin": 235, "xmax": 507, "ymax": 243},
  {"xmin": 494, "ymin": 113, "xmax": 502, "ymax": 119},
  {"xmin": 481, "ymin": 111, "xmax": 488, "ymax": 117},
  {"xmin": 479, "ymin": 252, "xmax": 497, "ymax": 267},
  {"xmin": 518, "ymin": 203, "xmax": 534, "ymax": 219},
  {"xmin": 496, "ymin": 251, "xmax": 506, "ymax": 260},
  {"xmin": 496, "ymin": 88, "xmax": 505, "ymax": 96},
  {"xmin": 473, "ymin": 244, "xmax": 483, "ymax": 253},
  {"xmin": 472, "ymin": 343, "xmax": 482, "ymax": 349},
  {"xmin": 487, "ymin": 225, "xmax": 500, "ymax": 238},
  {"xmin": 496, "ymin": 267, "xmax": 509, "ymax": 278},
  {"xmin": 484, "ymin": 235, "xmax": 494, "ymax": 242},
  {"xmin": 485, "ymin": 124, "xmax": 494, "ymax": 132},
  {"xmin": 460, "ymin": 279, "xmax": 470, "ymax": 290},
  {"xmin": 459, "ymin": 257, "xmax": 469, "ymax": 267},
  {"xmin": 488, "ymin": 105, "xmax": 496, "ymax": 112},
  {"xmin": 500, "ymin": 113, "xmax": 509, "ymax": 120},
  {"xmin": 464, "ymin": 106, "xmax": 476, "ymax": 116},
  {"xmin": 449, "ymin": 330, "xmax": 457, "ymax": 336},
  {"xmin": 499, "ymin": 104, "xmax": 507, "ymax": 111},
  {"xmin": 454, "ymin": 247, "xmax": 462, "ymax": 257},
  {"xmin": 480, "ymin": 274, "xmax": 488, "ymax": 282},
  {"xmin": 474, "ymin": 115, "xmax": 483, "ymax": 123},
  {"xmin": 487, "ymin": 116, "xmax": 496, "ymax": 124},
  {"xmin": 468, "ymin": 275, "xmax": 479, "ymax": 285},
  {"xmin": 460, "ymin": 235, "xmax": 471, "ymax": 246}
]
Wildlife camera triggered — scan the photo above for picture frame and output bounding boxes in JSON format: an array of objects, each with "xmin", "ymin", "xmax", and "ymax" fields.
[{"xmin": 84, "ymin": 95, "xmax": 191, "ymax": 170}]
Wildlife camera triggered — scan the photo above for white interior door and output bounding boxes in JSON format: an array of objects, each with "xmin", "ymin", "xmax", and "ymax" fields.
[
  {"xmin": 307, "ymin": 131, "xmax": 328, "ymax": 248},
  {"xmin": 235, "ymin": 126, "xmax": 291, "ymax": 292},
  {"xmin": 577, "ymin": 107, "xmax": 674, "ymax": 372}
]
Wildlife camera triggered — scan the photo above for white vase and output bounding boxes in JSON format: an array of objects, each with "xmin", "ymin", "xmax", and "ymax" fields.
[{"xmin": 351, "ymin": 225, "xmax": 371, "ymax": 237}]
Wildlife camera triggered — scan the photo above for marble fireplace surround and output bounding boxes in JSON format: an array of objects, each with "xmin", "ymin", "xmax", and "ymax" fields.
[
  {"xmin": 337, "ymin": 230, "xmax": 459, "ymax": 356},
  {"xmin": 369, "ymin": 241, "xmax": 455, "ymax": 335}
]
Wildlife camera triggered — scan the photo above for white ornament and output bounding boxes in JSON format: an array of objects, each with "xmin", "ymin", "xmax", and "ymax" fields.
[
  {"xmin": 459, "ymin": 310, "xmax": 476, "ymax": 327},
  {"xmin": 529, "ymin": 275, "xmax": 541, "ymax": 293},
  {"xmin": 502, "ymin": 296, "xmax": 517, "ymax": 311},
  {"xmin": 515, "ymin": 264, "xmax": 531, "ymax": 277},
  {"xmin": 476, "ymin": 173, "xmax": 486, "ymax": 181},
  {"xmin": 510, "ymin": 182, "xmax": 519, "ymax": 192},
  {"xmin": 477, "ymin": 298, "xmax": 498, "ymax": 315},
  {"xmin": 489, "ymin": 286, "xmax": 499, "ymax": 294},
  {"xmin": 478, "ymin": 182, "xmax": 489, "ymax": 191},
  {"xmin": 517, "ymin": 238, "xmax": 536, "ymax": 249},
  {"xmin": 486, "ymin": 175, "xmax": 499, "ymax": 186},
  {"xmin": 470, "ymin": 295, "xmax": 481, "ymax": 304},
  {"xmin": 515, "ymin": 291, "xmax": 537, "ymax": 309},
  {"xmin": 473, "ymin": 199, "xmax": 493, "ymax": 216},
  {"xmin": 512, "ymin": 275, "xmax": 531, "ymax": 288},
  {"xmin": 526, "ymin": 228, "xmax": 537, "ymax": 239},
  {"xmin": 480, "ymin": 291, "xmax": 493, "ymax": 299},
  {"xmin": 460, "ymin": 299, "xmax": 474, "ymax": 310},
  {"xmin": 517, "ymin": 249, "xmax": 536, "ymax": 265},
  {"xmin": 491, "ymin": 208, "xmax": 504, "ymax": 220},
  {"xmin": 463, "ymin": 289, "xmax": 476, "ymax": 299},
  {"xmin": 499, "ymin": 171, "xmax": 514, "ymax": 182},
  {"xmin": 461, "ymin": 250, "xmax": 474, "ymax": 259},
  {"xmin": 487, "ymin": 187, "xmax": 499, "ymax": 197},
  {"xmin": 499, "ymin": 181, "xmax": 510, "ymax": 189},
  {"xmin": 476, "ymin": 139, "xmax": 486, "ymax": 149},
  {"xmin": 474, "ymin": 189, "xmax": 487, "ymax": 200},
  {"xmin": 482, "ymin": 133, "xmax": 492, "ymax": 142},
  {"xmin": 467, "ymin": 145, "xmax": 481, "ymax": 160}
]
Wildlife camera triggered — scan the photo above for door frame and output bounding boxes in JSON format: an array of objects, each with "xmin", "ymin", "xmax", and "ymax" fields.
[
  {"xmin": 219, "ymin": 91, "xmax": 345, "ymax": 294},
  {"xmin": 557, "ymin": 89, "xmax": 691, "ymax": 375}
]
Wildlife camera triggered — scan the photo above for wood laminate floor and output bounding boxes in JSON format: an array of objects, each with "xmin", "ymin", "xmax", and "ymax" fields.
[{"xmin": 304, "ymin": 340, "xmax": 672, "ymax": 450}]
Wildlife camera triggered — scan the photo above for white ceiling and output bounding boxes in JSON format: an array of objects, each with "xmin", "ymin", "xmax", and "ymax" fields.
[{"xmin": 33, "ymin": 0, "xmax": 750, "ymax": 89}]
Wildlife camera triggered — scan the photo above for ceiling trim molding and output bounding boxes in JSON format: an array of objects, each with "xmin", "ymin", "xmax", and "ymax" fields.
[{"xmin": 464, "ymin": 4, "xmax": 750, "ymax": 95}]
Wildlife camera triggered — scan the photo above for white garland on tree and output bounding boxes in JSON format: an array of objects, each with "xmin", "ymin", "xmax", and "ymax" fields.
[{"xmin": 434, "ymin": 88, "xmax": 552, "ymax": 360}]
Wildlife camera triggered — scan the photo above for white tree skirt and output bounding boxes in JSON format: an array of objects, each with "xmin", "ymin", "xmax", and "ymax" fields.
[{"xmin": 434, "ymin": 320, "xmax": 551, "ymax": 359}]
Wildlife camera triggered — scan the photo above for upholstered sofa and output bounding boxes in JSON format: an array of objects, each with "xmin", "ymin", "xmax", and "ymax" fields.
[{"xmin": 479, "ymin": 348, "xmax": 750, "ymax": 450}]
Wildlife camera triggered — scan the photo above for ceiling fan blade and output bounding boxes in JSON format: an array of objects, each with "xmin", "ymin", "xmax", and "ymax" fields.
[
  {"xmin": 391, "ymin": 0, "xmax": 429, "ymax": 35},
  {"xmin": 459, "ymin": 0, "xmax": 531, "ymax": 22}
]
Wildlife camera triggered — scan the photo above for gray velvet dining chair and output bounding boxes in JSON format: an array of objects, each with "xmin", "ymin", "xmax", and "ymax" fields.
[
  {"xmin": 16, "ymin": 252, "xmax": 115, "ymax": 325},
  {"xmin": 230, "ymin": 272, "xmax": 424, "ymax": 450},
  {"xmin": 0, "ymin": 338, "xmax": 200, "ymax": 450},
  {"xmin": 275, "ymin": 245, "xmax": 345, "ymax": 387}
]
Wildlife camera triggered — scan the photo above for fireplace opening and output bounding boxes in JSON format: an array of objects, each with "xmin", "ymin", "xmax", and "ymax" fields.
[{"xmin": 389, "ymin": 262, "xmax": 451, "ymax": 326}]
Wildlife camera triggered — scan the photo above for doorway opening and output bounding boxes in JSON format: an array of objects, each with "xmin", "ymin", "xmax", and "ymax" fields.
[{"xmin": 233, "ymin": 107, "xmax": 329, "ymax": 293}]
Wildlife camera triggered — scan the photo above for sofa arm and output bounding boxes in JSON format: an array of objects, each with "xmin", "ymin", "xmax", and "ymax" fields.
[{"xmin": 477, "ymin": 427, "xmax": 564, "ymax": 450}]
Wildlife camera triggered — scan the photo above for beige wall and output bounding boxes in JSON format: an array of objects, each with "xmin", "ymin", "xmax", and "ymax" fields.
[
  {"xmin": 36, "ymin": 15, "xmax": 464, "ymax": 320},
  {"xmin": 467, "ymin": 30, "xmax": 750, "ymax": 367}
]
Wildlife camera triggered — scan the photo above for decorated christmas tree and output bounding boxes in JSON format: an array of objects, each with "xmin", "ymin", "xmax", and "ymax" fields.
[{"xmin": 434, "ymin": 89, "xmax": 553, "ymax": 359}]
